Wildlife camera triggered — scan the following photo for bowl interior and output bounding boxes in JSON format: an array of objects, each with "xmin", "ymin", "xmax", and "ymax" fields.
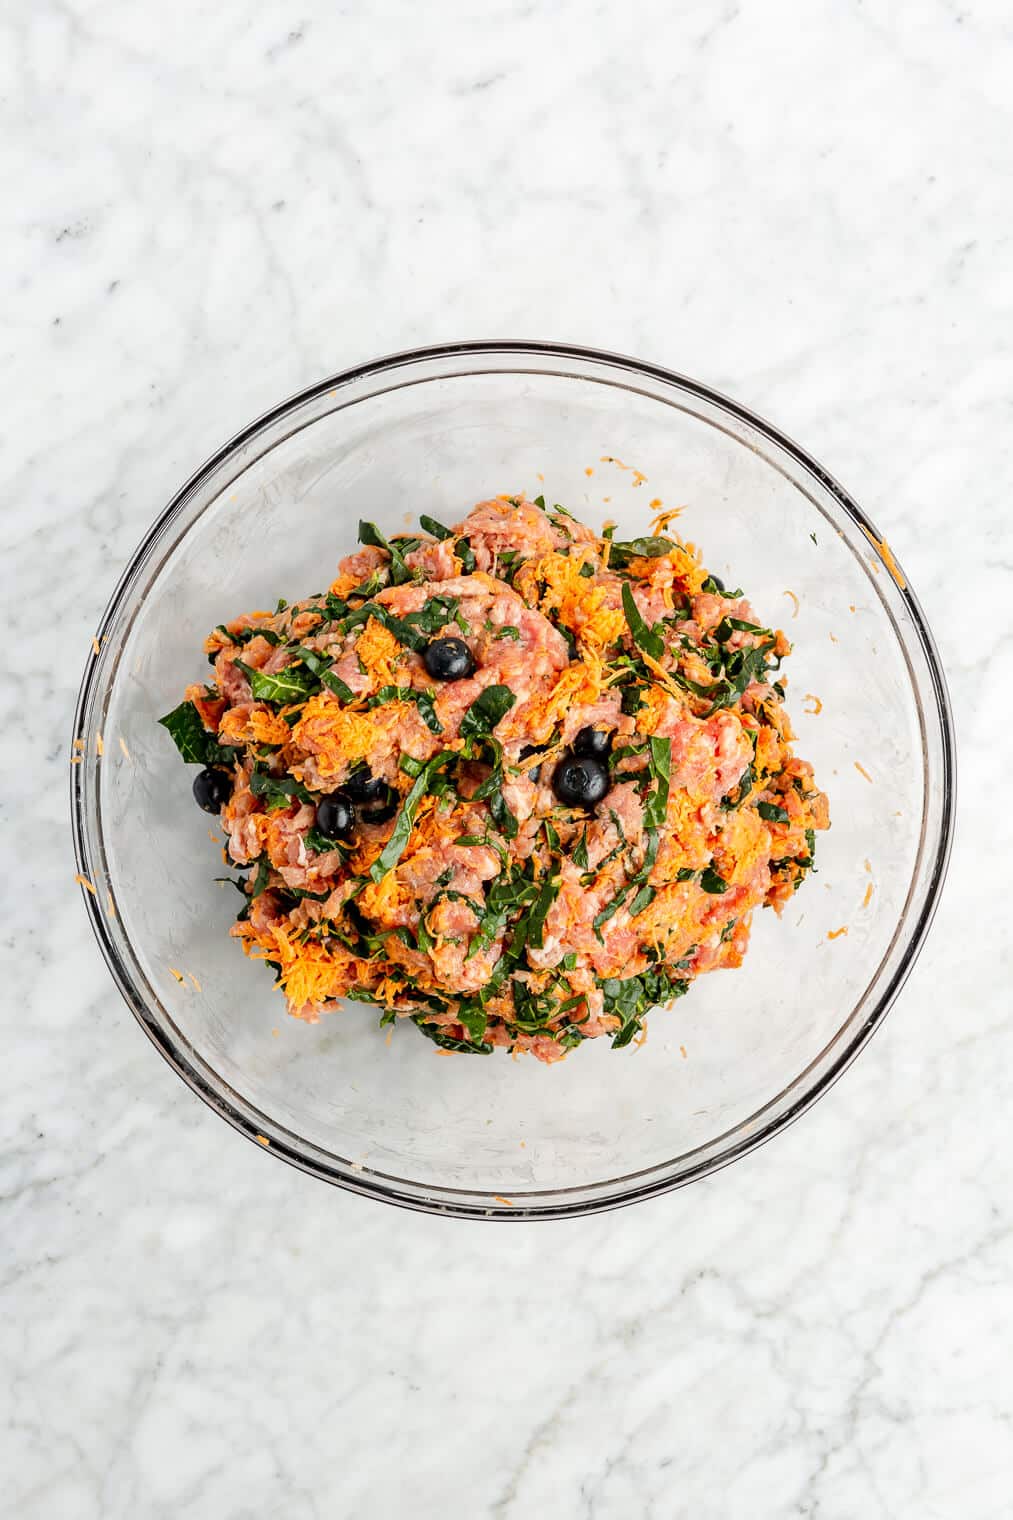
[{"xmin": 77, "ymin": 350, "xmax": 950, "ymax": 1215}]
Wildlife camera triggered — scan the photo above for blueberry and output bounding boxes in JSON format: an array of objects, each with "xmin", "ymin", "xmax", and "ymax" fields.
[
  {"xmin": 572, "ymin": 727, "xmax": 613, "ymax": 760},
  {"xmin": 193, "ymin": 767, "xmax": 233, "ymax": 813},
  {"xmin": 358, "ymin": 786, "xmax": 399, "ymax": 824},
  {"xmin": 552, "ymin": 755, "xmax": 610, "ymax": 808},
  {"xmin": 315, "ymin": 792, "xmax": 356, "ymax": 839},
  {"xmin": 423, "ymin": 637, "xmax": 475, "ymax": 681},
  {"xmin": 343, "ymin": 766, "xmax": 388, "ymax": 804}
]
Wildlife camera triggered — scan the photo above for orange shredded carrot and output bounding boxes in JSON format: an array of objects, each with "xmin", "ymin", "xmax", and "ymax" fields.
[
  {"xmin": 783, "ymin": 589, "xmax": 800, "ymax": 619},
  {"xmin": 493, "ymin": 1195, "xmax": 514, "ymax": 1207},
  {"xmin": 187, "ymin": 971, "xmax": 202, "ymax": 992},
  {"xmin": 168, "ymin": 967, "xmax": 184, "ymax": 983},
  {"xmin": 95, "ymin": 733, "xmax": 104, "ymax": 756},
  {"xmin": 863, "ymin": 528, "xmax": 906, "ymax": 589},
  {"xmin": 70, "ymin": 755, "xmax": 82, "ymax": 765},
  {"xmin": 436, "ymin": 1049, "xmax": 456, "ymax": 1058},
  {"xmin": 91, "ymin": 635, "xmax": 101, "ymax": 656},
  {"xmin": 584, "ymin": 466, "xmax": 594, "ymax": 476},
  {"xmin": 861, "ymin": 882, "xmax": 874, "ymax": 909},
  {"xmin": 536, "ymin": 472, "xmax": 544, "ymax": 482},
  {"xmin": 679, "ymin": 1045, "xmax": 687, "ymax": 1059},
  {"xmin": 854, "ymin": 761, "xmax": 873, "ymax": 783},
  {"xmin": 827, "ymin": 926, "xmax": 849, "ymax": 940},
  {"xmin": 864, "ymin": 859, "xmax": 872, "ymax": 873},
  {"xmin": 803, "ymin": 693, "xmax": 822, "ymax": 715},
  {"xmin": 385, "ymin": 1025, "xmax": 393, "ymax": 1047},
  {"xmin": 255, "ymin": 1134, "xmax": 270, "ymax": 1146},
  {"xmin": 118, "ymin": 736, "xmax": 131, "ymax": 761},
  {"xmin": 650, "ymin": 505, "xmax": 685, "ymax": 534},
  {"xmin": 849, "ymin": 603, "xmax": 857, "ymax": 613},
  {"xmin": 73, "ymin": 737, "xmax": 84, "ymax": 751},
  {"xmin": 599, "ymin": 456, "xmax": 647, "ymax": 484},
  {"xmin": 74, "ymin": 872, "xmax": 97, "ymax": 895},
  {"xmin": 106, "ymin": 891, "xmax": 116, "ymax": 919}
]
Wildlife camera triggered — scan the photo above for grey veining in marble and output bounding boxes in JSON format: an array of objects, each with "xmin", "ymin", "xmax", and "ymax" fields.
[{"xmin": 2, "ymin": 2, "xmax": 1012, "ymax": 1516}]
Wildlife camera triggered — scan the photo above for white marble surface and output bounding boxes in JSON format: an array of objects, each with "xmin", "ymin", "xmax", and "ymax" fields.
[{"xmin": 3, "ymin": 1, "xmax": 1012, "ymax": 1514}]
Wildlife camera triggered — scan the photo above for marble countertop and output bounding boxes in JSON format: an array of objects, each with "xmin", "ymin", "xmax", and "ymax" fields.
[{"xmin": 4, "ymin": 2, "xmax": 1012, "ymax": 1515}]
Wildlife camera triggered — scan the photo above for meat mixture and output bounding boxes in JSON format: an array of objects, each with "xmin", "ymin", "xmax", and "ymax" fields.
[{"xmin": 160, "ymin": 495, "xmax": 830, "ymax": 1060}]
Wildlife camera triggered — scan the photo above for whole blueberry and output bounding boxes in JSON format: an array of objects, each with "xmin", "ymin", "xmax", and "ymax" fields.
[
  {"xmin": 193, "ymin": 767, "xmax": 233, "ymax": 814},
  {"xmin": 552, "ymin": 755, "xmax": 610, "ymax": 809},
  {"xmin": 315, "ymin": 792, "xmax": 356, "ymax": 839},
  {"xmin": 343, "ymin": 766, "xmax": 388, "ymax": 805},
  {"xmin": 423, "ymin": 637, "xmax": 475, "ymax": 681},
  {"xmin": 572, "ymin": 727, "xmax": 613, "ymax": 761}
]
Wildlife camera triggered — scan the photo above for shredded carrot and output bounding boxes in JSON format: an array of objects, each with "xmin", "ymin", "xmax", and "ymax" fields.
[
  {"xmin": 74, "ymin": 872, "xmax": 97, "ymax": 895},
  {"xmin": 849, "ymin": 603, "xmax": 857, "ymax": 613},
  {"xmin": 536, "ymin": 472, "xmax": 544, "ymax": 482},
  {"xmin": 118, "ymin": 736, "xmax": 131, "ymax": 761},
  {"xmin": 803, "ymin": 693, "xmax": 823, "ymax": 715},
  {"xmin": 829, "ymin": 632, "xmax": 838, "ymax": 644},
  {"xmin": 650, "ymin": 504, "xmax": 685, "ymax": 534},
  {"xmin": 385, "ymin": 1025, "xmax": 393, "ymax": 1046},
  {"xmin": 73, "ymin": 737, "xmax": 84, "ymax": 751},
  {"xmin": 187, "ymin": 971, "xmax": 202, "ymax": 992},
  {"xmin": 70, "ymin": 755, "xmax": 82, "ymax": 765},
  {"xmin": 95, "ymin": 733, "xmax": 104, "ymax": 756},
  {"xmin": 599, "ymin": 456, "xmax": 647, "ymax": 485},
  {"xmin": 255, "ymin": 1134, "xmax": 270, "ymax": 1146},
  {"xmin": 436, "ymin": 1049, "xmax": 456, "ymax": 1057},
  {"xmin": 91, "ymin": 635, "xmax": 101, "ymax": 656},
  {"xmin": 679, "ymin": 1045, "xmax": 687, "ymax": 1059},
  {"xmin": 854, "ymin": 761, "xmax": 873, "ymax": 783},
  {"xmin": 493, "ymin": 1195, "xmax": 514, "ymax": 1207},
  {"xmin": 106, "ymin": 891, "xmax": 116, "ymax": 919},
  {"xmin": 861, "ymin": 882, "xmax": 874, "ymax": 909},
  {"xmin": 783, "ymin": 589, "xmax": 800, "ymax": 619},
  {"xmin": 168, "ymin": 967, "xmax": 184, "ymax": 983},
  {"xmin": 864, "ymin": 859, "xmax": 871, "ymax": 873},
  {"xmin": 863, "ymin": 528, "xmax": 906, "ymax": 589},
  {"xmin": 584, "ymin": 466, "xmax": 594, "ymax": 477},
  {"xmin": 827, "ymin": 926, "xmax": 849, "ymax": 940}
]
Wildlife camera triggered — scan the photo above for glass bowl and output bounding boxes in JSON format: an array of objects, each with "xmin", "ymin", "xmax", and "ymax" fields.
[{"xmin": 71, "ymin": 342, "xmax": 955, "ymax": 1219}]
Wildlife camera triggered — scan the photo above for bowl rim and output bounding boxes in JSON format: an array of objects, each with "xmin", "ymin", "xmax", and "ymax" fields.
[{"xmin": 71, "ymin": 339, "xmax": 957, "ymax": 1220}]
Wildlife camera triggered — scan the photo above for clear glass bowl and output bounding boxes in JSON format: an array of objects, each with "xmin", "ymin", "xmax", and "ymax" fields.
[{"xmin": 71, "ymin": 343, "xmax": 955, "ymax": 1219}]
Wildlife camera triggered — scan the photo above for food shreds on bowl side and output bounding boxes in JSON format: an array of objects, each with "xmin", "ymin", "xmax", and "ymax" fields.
[{"xmin": 160, "ymin": 494, "xmax": 830, "ymax": 1062}]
